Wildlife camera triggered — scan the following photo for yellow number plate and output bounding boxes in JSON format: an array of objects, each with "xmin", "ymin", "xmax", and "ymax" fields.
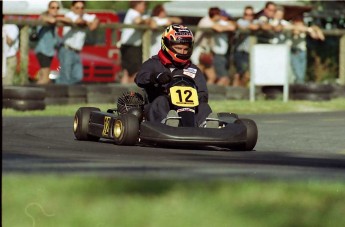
[{"xmin": 170, "ymin": 86, "xmax": 199, "ymax": 107}]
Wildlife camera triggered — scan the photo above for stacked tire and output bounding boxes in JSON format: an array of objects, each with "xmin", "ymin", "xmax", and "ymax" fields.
[
  {"xmin": 226, "ymin": 86, "xmax": 249, "ymax": 100},
  {"xmin": 261, "ymin": 86, "xmax": 283, "ymax": 100},
  {"xmin": 331, "ymin": 84, "xmax": 345, "ymax": 99},
  {"xmin": 43, "ymin": 84, "xmax": 69, "ymax": 105},
  {"xmin": 3, "ymin": 86, "xmax": 46, "ymax": 111},
  {"xmin": 68, "ymin": 85, "xmax": 87, "ymax": 104},
  {"xmin": 290, "ymin": 83, "xmax": 333, "ymax": 101},
  {"xmin": 207, "ymin": 84, "xmax": 226, "ymax": 100},
  {"xmin": 86, "ymin": 85, "xmax": 116, "ymax": 104}
]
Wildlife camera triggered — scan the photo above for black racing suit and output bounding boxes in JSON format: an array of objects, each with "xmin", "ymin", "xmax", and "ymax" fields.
[{"xmin": 135, "ymin": 54, "xmax": 212, "ymax": 126}]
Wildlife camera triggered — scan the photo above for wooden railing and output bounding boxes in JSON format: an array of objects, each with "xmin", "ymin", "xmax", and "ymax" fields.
[{"xmin": 3, "ymin": 18, "xmax": 345, "ymax": 85}]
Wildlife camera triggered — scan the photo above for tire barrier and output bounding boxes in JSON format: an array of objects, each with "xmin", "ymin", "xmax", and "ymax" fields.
[
  {"xmin": 207, "ymin": 84, "xmax": 227, "ymax": 100},
  {"xmin": 68, "ymin": 85, "xmax": 87, "ymax": 104},
  {"xmin": 3, "ymin": 86, "xmax": 46, "ymax": 111},
  {"xmin": 260, "ymin": 84, "xmax": 338, "ymax": 101},
  {"xmin": 226, "ymin": 87, "xmax": 249, "ymax": 100},
  {"xmin": 290, "ymin": 83, "xmax": 333, "ymax": 101},
  {"xmin": 3, "ymin": 83, "xmax": 344, "ymax": 112},
  {"xmin": 43, "ymin": 84, "xmax": 69, "ymax": 105},
  {"xmin": 86, "ymin": 85, "xmax": 117, "ymax": 104},
  {"xmin": 331, "ymin": 85, "xmax": 345, "ymax": 99},
  {"xmin": 261, "ymin": 86, "xmax": 284, "ymax": 100}
]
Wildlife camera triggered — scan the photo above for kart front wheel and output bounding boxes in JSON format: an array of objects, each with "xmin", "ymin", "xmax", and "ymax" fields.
[
  {"xmin": 235, "ymin": 118, "xmax": 258, "ymax": 151},
  {"xmin": 113, "ymin": 114, "xmax": 139, "ymax": 145},
  {"xmin": 74, "ymin": 107, "xmax": 100, "ymax": 141}
]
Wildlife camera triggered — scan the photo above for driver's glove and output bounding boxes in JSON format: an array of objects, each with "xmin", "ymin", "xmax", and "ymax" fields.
[{"xmin": 151, "ymin": 71, "xmax": 173, "ymax": 85}]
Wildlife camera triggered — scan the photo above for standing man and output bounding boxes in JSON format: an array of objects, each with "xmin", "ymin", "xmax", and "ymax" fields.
[
  {"xmin": 257, "ymin": 1, "xmax": 277, "ymax": 44},
  {"xmin": 57, "ymin": 1, "xmax": 99, "ymax": 85},
  {"xmin": 120, "ymin": 1, "xmax": 150, "ymax": 84},
  {"xmin": 2, "ymin": 24, "xmax": 19, "ymax": 86},
  {"xmin": 212, "ymin": 10, "xmax": 236, "ymax": 86},
  {"xmin": 233, "ymin": 6, "xmax": 259, "ymax": 87}
]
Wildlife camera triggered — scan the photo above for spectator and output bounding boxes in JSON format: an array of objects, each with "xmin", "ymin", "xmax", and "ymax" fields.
[
  {"xmin": 191, "ymin": 7, "xmax": 235, "ymax": 84},
  {"xmin": 270, "ymin": 6, "xmax": 291, "ymax": 44},
  {"xmin": 35, "ymin": 1, "xmax": 68, "ymax": 85},
  {"xmin": 257, "ymin": 1, "xmax": 277, "ymax": 44},
  {"xmin": 56, "ymin": 1, "xmax": 99, "ymax": 85},
  {"xmin": 135, "ymin": 24, "xmax": 214, "ymax": 127},
  {"xmin": 233, "ymin": 6, "xmax": 259, "ymax": 87},
  {"xmin": 149, "ymin": 4, "xmax": 181, "ymax": 57},
  {"xmin": 120, "ymin": 1, "xmax": 150, "ymax": 84},
  {"xmin": 212, "ymin": 10, "xmax": 236, "ymax": 86},
  {"xmin": 2, "ymin": 24, "xmax": 19, "ymax": 86},
  {"xmin": 289, "ymin": 18, "xmax": 308, "ymax": 84},
  {"xmin": 288, "ymin": 17, "xmax": 325, "ymax": 84}
]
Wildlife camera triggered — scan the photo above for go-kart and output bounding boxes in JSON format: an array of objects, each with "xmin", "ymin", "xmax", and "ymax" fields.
[{"xmin": 73, "ymin": 75, "xmax": 258, "ymax": 151}]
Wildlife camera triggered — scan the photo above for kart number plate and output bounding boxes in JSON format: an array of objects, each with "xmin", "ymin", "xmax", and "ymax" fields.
[{"xmin": 170, "ymin": 86, "xmax": 199, "ymax": 107}]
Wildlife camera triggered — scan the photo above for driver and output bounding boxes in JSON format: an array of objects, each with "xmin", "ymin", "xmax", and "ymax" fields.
[{"xmin": 135, "ymin": 24, "xmax": 214, "ymax": 127}]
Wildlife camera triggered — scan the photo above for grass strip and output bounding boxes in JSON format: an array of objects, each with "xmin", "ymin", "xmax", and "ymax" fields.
[
  {"xmin": 2, "ymin": 98, "xmax": 345, "ymax": 117},
  {"xmin": 3, "ymin": 175, "xmax": 345, "ymax": 227}
]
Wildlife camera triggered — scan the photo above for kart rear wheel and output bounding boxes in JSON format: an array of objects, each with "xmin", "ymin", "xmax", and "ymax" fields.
[
  {"xmin": 235, "ymin": 118, "xmax": 258, "ymax": 151},
  {"xmin": 74, "ymin": 107, "xmax": 100, "ymax": 141},
  {"xmin": 113, "ymin": 114, "xmax": 139, "ymax": 145}
]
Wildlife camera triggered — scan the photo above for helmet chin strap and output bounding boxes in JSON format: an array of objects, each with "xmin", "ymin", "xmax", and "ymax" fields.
[{"xmin": 158, "ymin": 50, "xmax": 191, "ymax": 69}]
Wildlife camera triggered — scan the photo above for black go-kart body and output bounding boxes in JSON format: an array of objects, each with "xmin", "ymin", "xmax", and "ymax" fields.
[{"xmin": 73, "ymin": 76, "xmax": 258, "ymax": 151}]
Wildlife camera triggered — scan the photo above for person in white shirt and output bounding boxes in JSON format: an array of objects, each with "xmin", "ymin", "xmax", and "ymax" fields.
[
  {"xmin": 120, "ymin": 1, "xmax": 149, "ymax": 84},
  {"xmin": 270, "ymin": 6, "xmax": 291, "ymax": 44},
  {"xmin": 233, "ymin": 6, "xmax": 259, "ymax": 87},
  {"xmin": 212, "ymin": 10, "xmax": 236, "ymax": 86},
  {"xmin": 149, "ymin": 4, "xmax": 181, "ymax": 58},
  {"xmin": 56, "ymin": 0, "xmax": 99, "ymax": 85},
  {"xmin": 2, "ymin": 24, "xmax": 19, "ymax": 86}
]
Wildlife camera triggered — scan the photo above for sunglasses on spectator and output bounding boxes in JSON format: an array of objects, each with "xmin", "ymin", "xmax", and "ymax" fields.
[
  {"xmin": 50, "ymin": 6, "xmax": 60, "ymax": 9},
  {"xmin": 74, "ymin": 6, "xmax": 84, "ymax": 10}
]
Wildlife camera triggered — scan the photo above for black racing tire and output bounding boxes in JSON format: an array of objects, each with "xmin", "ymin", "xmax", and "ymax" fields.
[
  {"xmin": 2, "ymin": 99, "xmax": 46, "ymax": 111},
  {"xmin": 113, "ymin": 114, "xmax": 139, "ymax": 146},
  {"xmin": 3, "ymin": 86, "xmax": 46, "ymax": 100},
  {"xmin": 234, "ymin": 118, "xmax": 258, "ymax": 151},
  {"xmin": 73, "ymin": 107, "xmax": 100, "ymax": 141}
]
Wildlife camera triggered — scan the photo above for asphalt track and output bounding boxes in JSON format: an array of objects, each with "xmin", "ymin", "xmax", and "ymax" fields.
[{"xmin": 2, "ymin": 111, "xmax": 345, "ymax": 180}]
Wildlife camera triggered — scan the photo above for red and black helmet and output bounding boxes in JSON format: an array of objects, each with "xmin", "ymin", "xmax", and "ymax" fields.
[{"xmin": 161, "ymin": 24, "xmax": 194, "ymax": 66}]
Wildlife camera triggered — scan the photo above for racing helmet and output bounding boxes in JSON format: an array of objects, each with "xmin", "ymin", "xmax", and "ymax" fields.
[{"xmin": 161, "ymin": 24, "xmax": 194, "ymax": 66}]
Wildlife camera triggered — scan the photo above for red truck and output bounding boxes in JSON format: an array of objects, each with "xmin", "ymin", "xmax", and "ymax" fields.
[{"xmin": 3, "ymin": 0, "xmax": 122, "ymax": 83}]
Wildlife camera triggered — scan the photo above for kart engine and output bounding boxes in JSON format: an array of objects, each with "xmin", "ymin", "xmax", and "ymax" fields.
[{"xmin": 117, "ymin": 92, "xmax": 145, "ymax": 120}]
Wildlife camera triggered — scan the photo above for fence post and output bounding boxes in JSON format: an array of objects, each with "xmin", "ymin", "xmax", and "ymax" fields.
[
  {"xmin": 339, "ymin": 34, "xmax": 345, "ymax": 85},
  {"xmin": 19, "ymin": 25, "xmax": 29, "ymax": 85},
  {"xmin": 142, "ymin": 28, "xmax": 151, "ymax": 63}
]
